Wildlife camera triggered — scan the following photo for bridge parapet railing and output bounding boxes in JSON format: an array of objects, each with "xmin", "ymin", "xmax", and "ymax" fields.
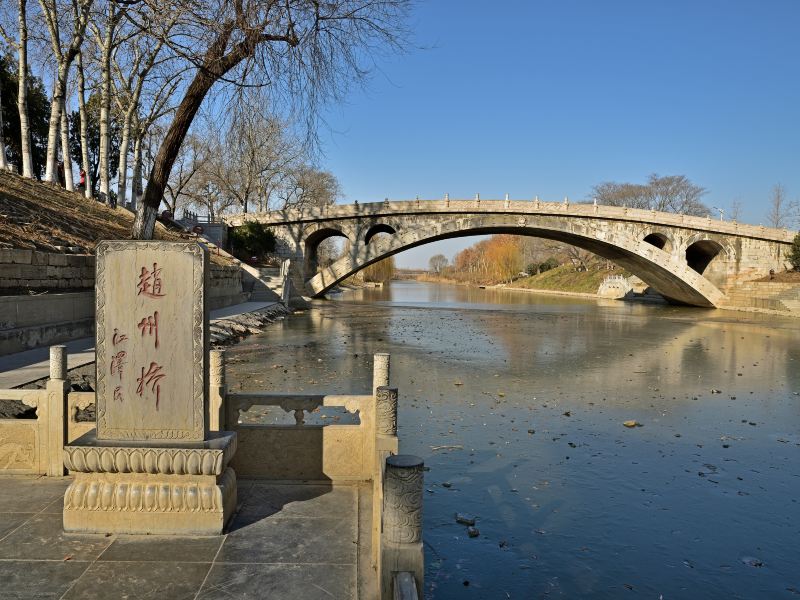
[
  {"xmin": 0, "ymin": 387, "xmax": 49, "ymax": 474},
  {"xmin": 210, "ymin": 349, "xmax": 391, "ymax": 484},
  {"xmin": 225, "ymin": 200, "xmax": 795, "ymax": 243},
  {"xmin": 0, "ymin": 346, "xmax": 422, "ymax": 598},
  {"xmin": 209, "ymin": 349, "xmax": 421, "ymax": 598},
  {"xmin": 66, "ymin": 391, "xmax": 95, "ymax": 444},
  {"xmin": 0, "ymin": 346, "xmax": 70, "ymax": 476}
]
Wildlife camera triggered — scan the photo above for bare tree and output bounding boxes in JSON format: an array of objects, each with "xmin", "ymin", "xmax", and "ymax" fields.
[
  {"xmin": 113, "ymin": 22, "xmax": 174, "ymax": 208},
  {"xmin": 87, "ymin": 0, "xmax": 128, "ymax": 199},
  {"xmin": 428, "ymin": 254, "xmax": 448, "ymax": 275},
  {"xmin": 75, "ymin": 46, "xmax": 93, "ymax": 196},
  {"xmin": 0, "ymin": 80, "xmax": 7, "ymax": 170},
  {"xmin": 128, "ymin": 75, "xmax": 181, "ymax": 209},
  {"xmin": 162, "ymin": 132, "xmax": 209, "ymax": 214},
  {"xmin": 0, "ymin": 0, "xmax": 35, "ymax": 176},
  {"xmin": 730, "ymin": 198, "xmax": 742, "ymax": 222},
  {"xmin": 132, "ymin": 0, "xmax": 411, "ymax": 239},
  {"xmin": 279, "ymin": 165, "xmax": 341, "ymax": 210},
  {"xmin": 593, "ymin": 174, "xmax": 708, "ymax": 216},
  {"xmin": 766, "ymin": 183, "xmax": 794, "ymax": 229},
  {"xmin": 565, "ymin": 245, "xmax": 594, "ymax": 272},
  {"xmin": 38, "ymin": 0, "xmax": 93, "ymax": 187},
  {"xmin": 202, "ymin": 103, "xmax": 302, "ymax": 214}
]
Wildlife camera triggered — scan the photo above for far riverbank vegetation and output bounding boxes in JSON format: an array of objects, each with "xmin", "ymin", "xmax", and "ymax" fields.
[{"xmin": 418, "ymin": 234, "xmax": 628, "ymax": 294}]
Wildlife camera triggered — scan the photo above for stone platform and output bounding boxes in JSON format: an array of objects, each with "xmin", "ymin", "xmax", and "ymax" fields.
[{"xmin": 0, "ymin": 476, "xmax": 375, "ymax": 599}]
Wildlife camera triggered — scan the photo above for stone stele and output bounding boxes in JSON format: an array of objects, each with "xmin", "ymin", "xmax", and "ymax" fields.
[{"xmin": 63, "ymin": 242, "xmax": 237, "ymax": 535}]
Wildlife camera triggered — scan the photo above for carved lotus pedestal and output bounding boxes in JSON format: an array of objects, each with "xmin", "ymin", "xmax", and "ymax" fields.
[{"xmin": 62, "ymin": 431, "xmax": 237, "ymax": 535}]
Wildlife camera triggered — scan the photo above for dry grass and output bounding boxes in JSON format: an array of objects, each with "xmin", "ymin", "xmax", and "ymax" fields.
[
  {"xmin": 754, "ymin": 270, "xmax": 800, "ymax": 283},
  {"xmin": 512, "ymin": 264, "xmax": 630, "ymax": 294},
  {"xmin": 0, "ymin": 170, "xmax": 186, "ymax": 252}
]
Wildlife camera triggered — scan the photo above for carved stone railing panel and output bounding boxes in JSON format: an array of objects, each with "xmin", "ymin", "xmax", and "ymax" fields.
[{"xmin": 227, "ymin": 393, "xmax": 370, "ymax": 427}]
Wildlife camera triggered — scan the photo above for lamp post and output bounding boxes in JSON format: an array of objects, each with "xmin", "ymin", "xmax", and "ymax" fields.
[{"xmin": 712, "ymin": 206, "xmax": 724, "ymax": 221}]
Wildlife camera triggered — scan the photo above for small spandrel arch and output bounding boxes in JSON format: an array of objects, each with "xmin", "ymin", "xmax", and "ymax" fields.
[
  {"xmin": 685, "ymin": 239, "xmax": 723, "ymax": 275},
  {"xmin": 365, "ymin": 224, "xmax": 397, "ymax": 245},
  {"xmin": 643, "ymin": 232, "xmax": 671, "ymax": 252}
]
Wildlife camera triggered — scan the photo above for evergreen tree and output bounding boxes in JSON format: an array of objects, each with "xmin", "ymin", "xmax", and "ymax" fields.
[
  {"xmin": 788, "ymin": 232, "xmax": 800, "ymax": 271},
  {"xmin": 69, "ymin": 93, "xmax": 121, "ymax": 195},
  {"xmin": 0, "ymin": 53, "xmax": 50, "ymax": 178}
]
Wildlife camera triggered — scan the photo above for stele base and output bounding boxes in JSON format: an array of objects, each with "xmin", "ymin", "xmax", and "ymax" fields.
[{"xmin": 62, "ymin": 430, "xmax": 237, "ymax": 535}]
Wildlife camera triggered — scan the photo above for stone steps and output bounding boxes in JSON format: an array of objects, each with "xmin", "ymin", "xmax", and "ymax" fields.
[{"xmin": 721, "ymin": 282, "xmax": 800, "ymax": 313}]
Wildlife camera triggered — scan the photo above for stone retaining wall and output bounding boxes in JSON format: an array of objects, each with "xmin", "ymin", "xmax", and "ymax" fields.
[
  {"xmin": 0, "ymin": 292, "xmax": 94, "ymax": 355},
  {"xmin": 208, "ymin": 263, "xmax": 248, "ymax": 310},
  {"xmin": 0, "ymin": 254, "xmax": 251, "ymax": 355},
  {"xmin": 0, "ymin": 249, "xmax": 94, "ymax": 292}
]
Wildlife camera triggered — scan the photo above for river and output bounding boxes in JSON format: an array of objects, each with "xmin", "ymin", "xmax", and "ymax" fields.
[{"xmin": 225, "ymin": 281, "xmax": 800, "ymax": 599}]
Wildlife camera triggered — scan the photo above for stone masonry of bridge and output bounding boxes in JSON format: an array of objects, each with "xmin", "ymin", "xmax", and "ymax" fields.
[{"xmin": 225, "ymin": 199, "xmax": 796, "ymax": 308}]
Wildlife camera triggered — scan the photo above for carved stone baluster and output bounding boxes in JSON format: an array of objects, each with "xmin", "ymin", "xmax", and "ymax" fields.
[
  {"xmin": 375, "ymin": 386, "xmax": 398, "ymax": 436},
  {"xmin": 209, "ymin": 349, "xmax": 226, "ymax": 431}
]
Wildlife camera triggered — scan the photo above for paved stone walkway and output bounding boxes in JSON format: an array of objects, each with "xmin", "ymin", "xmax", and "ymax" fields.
[
  {"xmin": 0, "ymin": 302, "xmax": 279, "ymax": 389},
  {"xmin": 0, "ymin": 476, "xmax": 374, "ymax": 599}
]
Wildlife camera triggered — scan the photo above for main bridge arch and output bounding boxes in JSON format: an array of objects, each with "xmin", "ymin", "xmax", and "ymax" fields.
[{"xmin": 307, "ymin": 213, "xmax": 727, "ymax": 306}]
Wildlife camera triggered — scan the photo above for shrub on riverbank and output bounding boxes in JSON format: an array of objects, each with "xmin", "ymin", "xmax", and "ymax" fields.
[
  {"xmin": 229, "ymin": 221, "xmax": 276, "ymax": 261},
  {"xmin": 788, "ymin": 232, "xmax": 800, "ymax": 271}
]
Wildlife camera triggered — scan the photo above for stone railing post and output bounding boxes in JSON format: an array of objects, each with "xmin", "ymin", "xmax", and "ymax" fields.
[
  {"xmin": 381, "ymin": 454, "xmax": 424, "ymax": 599},
  {"xmin": 373, "ymin": 353, "xmax": 390, "ymax": 395},
  {"xmin": 45, "ymin": 345, "xmax": 69, "ymax": 476},
  {"xmin": 209, "ymin": 349, "xmax": 226, "ymax": 431},
  {"xmin": 371, "ymin": 354, "xmax": 394, "ymax": 570}
]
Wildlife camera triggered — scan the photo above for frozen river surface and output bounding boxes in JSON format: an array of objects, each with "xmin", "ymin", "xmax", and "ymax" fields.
[{"xmin": 225, "ymin": 281, "xmax": 800, "ymax": 599}]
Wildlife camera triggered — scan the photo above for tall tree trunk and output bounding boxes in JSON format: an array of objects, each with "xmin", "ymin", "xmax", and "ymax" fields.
[
  {"xmin": 76, "ymin": 51, "xmax": 91, "ymax": 197},
  {"xmin": 17, "ymin": 0, "xmax": 33, "ymax": 178},
  {"xmin": 131, "ymin": 132, "xmax": 142, "ymax": 211},
  {"xmin": 98, "ymin": 4, "xmax": 114, "ymax": 199},
  {"xmin": 43, "ymin": 77, "xmax": 62, "ymax": 182},
  {"xmin": 117, "ymin": 117, "xmax": 131, "ymax": 208},
  {"xmin": 0, "ymin": 84, "xmax": 8, "ymax": 171},
  {"xmin": 59, "ymin": 103, "xmax": 73, "ymax": 190}
]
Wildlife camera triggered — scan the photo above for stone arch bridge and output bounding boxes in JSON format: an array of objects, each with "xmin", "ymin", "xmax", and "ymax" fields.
[{"xmin": 224, "ymin": 199, "xmax": 795, "ymax": 308}]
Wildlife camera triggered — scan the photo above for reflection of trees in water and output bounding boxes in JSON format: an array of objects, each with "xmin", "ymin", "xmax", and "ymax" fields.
[
  {"xmin": 399, "ymin": 297, "xmax": 797, "ymax": 402},
  {"xmin": 229, "ymin": 292, "xmax": 797, "ymax": 411}
]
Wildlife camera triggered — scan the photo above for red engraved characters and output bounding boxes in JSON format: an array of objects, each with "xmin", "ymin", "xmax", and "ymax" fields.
[
  {"xmin": 136, "ymin": 361, "xmax": 166, "ymax": 410},
  {"xmin": 110, "ymin": 351, "xmax": 126, "ymax": 381},
  {"xmin": 113, "ymin": 386, "xmax": 123, "ymax": 403},
  {"xmin": 112, "ymin": 328, "xmax": 128, "ymax": 345},
  {"xmin": 137, "ymin": 263, "xmax": 165, "ymax": 299},
  {"xmin": 137, "ymin": 311, "xmax": 159, "ymax": 349}
]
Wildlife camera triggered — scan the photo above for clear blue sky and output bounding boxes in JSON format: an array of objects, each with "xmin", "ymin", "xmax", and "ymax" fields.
[{"xmin": 321, "ymin": 0, "xmax": 800, "ymax": 268}]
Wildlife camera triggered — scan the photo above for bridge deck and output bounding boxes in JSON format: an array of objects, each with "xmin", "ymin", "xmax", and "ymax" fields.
[{"xmin": 0, "ymin": 475, "xmax": 375, "ymax": 599}]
